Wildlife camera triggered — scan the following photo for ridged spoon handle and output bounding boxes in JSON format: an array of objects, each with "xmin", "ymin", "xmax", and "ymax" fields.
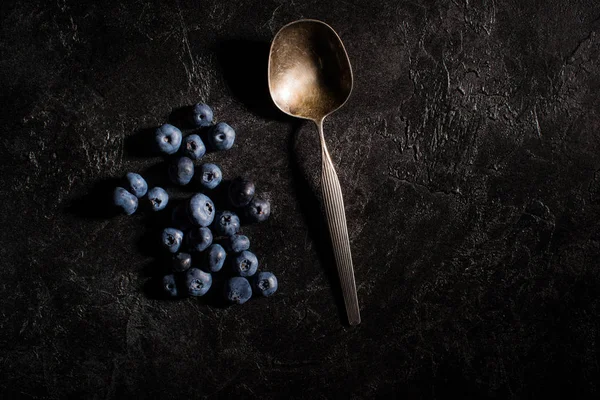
[{"xmin": 317, "ymin": 120, "xmax": 361, "ymax": 325}]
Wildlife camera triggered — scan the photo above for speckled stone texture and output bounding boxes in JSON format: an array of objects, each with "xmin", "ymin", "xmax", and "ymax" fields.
[{"xmin": 2, "ymin": 0, "xmax": 600, "ymax": 398}]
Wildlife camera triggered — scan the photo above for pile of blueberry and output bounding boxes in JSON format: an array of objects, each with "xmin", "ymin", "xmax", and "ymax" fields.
[{"xmin": 113, "ymin": 103, "xmax": 277, "ymax": 304}]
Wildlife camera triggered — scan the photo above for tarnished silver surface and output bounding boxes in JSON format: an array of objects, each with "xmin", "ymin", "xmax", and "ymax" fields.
[{"xmin": 268, "ymin": 19, "xmax": 360, "ymax": 325}]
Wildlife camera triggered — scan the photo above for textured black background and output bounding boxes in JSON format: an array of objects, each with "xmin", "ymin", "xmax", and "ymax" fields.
[{"xmin": 2, "ymin": 0, "xmax": 600, "ymax": 398}]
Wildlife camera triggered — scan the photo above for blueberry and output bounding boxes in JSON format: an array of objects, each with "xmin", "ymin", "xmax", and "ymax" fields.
[
  {"xmin": 172, "ymin": 203, "xmax": 193, "ymax": 231},
  {"xmin": 206, "ymin": 244, "xmax": 226, "ymax": 272},
  {"xmin": 147, "ymin": 187, "xmax": 169, "ymax": 211},
  {"xmin": 113, "ymin": 187, "xmax": 138, "ymax": 215},
  {"xmin": 155, "ymin": 124, "xmax": 182, "ymax": 155},
  {"xmin": 207, "ymin": 122, "xmax": 235, "ymax": 151},
  {"xmin": 187, "ymin": 227, "xmax": 213, "ymax": 252},
  {"xmin": 186, "ymin": 268, "xmax": 212, "ymax": 296},
  {"xmin": 182, "ymin": 134, "xmax": 206, "ymax": 160},
  {"xmin": 246, "ymin": 197, "xmax": 271, "ymax": 223},
  {"xmin": 224, "ymin": 277, "xmax": 252, "ymax": 304},
  {"xmin": 213, "ymin": 211, "xmax": 240, "ymax": 236},
  {"xmin": 232, "ymin": 250, "xmax": 258, "ymax": 277},
  {"xmin": 124, "ymin": 173, "xmax": 148, "ymax": 198},
  {"xmin": 228, "ymin": 177, "xmax": 255, "ymax": 207},
  {"xmin": 198, "ymin": 163, "xmax": 222, "ymax": 190},
  {"xmin": 188, "ymin": 193, "xmax": 215, "ymax": 227},
  {"xmin": 172, "ymin": 252, "xmax": 192, "ymax": 272},
  {"xmin": 253, "ymin": 272, "xmax": 278, "ymax": 297},
  {"xmin": 229, "ymin": 234, "xmax": 250, "ymax": 253},
  {"xmin": 162, "ymin": 274, "xmax": 178, "ymax": 297},
  {"xmin": 169, "ymin": 156, "xmax": 194, "ymax": 185},
  {"xmin": 190, "ymin": 103, "xmax": 214, "ymax": 128},
  {"xmin": 161, "ymin": 227, "xmax": 184, "ymax": 253}
]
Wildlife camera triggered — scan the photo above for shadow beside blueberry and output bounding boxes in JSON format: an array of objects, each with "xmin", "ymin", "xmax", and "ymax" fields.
[
  {"xmin": 125, "ymin": 127, "xmax": 159, "ymax": 158},
  {"xmin": 143, "ymin": 274, "xmax": 177, "ymax": 301},
  {"xmin": 202, "ymin": 178, "xmax": 231, "ymax": 208},
  {"xmin": 168, "ymin": 105, "xmax": 196, "ymax": 130},
  {"xmin": 141, "ymin": 257, "xmax": 172, "ymax": 280},
  {"xmin": 140, "ymin": 160, "xmax": 171, "ymax": 189},
  {"xmin": 67, "ymin": 177, "xmax": 122, "ymax": 219}
]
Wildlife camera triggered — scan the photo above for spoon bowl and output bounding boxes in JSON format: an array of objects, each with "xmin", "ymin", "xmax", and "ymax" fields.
[
  {"xmin": 268, "ymin": 20, "xmax": 361, "ymax": 325},
  {"xmin": 268, "ymin": 19, "xmax": 353, "ymax": 122}
]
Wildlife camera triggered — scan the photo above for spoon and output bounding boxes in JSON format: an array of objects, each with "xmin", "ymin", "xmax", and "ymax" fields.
[{"xmin": 268, "ymin": 19, "xmax": 360, "ymax": 325}]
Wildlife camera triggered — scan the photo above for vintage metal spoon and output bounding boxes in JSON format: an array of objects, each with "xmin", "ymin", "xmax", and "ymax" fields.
[{"xmin": 268, "ymin": 19, "xmax": 360, "ymax": 325}]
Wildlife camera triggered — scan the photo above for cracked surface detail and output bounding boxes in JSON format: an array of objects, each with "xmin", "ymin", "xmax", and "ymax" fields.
[{"xmin": 1, "ymin": 0, "xmax": 600, "ymax": 398}]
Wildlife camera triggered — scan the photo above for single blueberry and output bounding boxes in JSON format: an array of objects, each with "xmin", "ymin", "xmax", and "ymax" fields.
[
  {"xmin": 181, "ymin": 134, "xmax": 206, "ymax": 160},
  {"xmin": 172, "ymin": 252, "xmax": 192, "ymax": 273},
  {"xmin": 147, "ymin": 187, "xmax": 169, "ymax": 211},
  {"xmin": 207, "ymin": 122, "xmax": 235, "ymax": 151},
  {"xmin": 171, "ymin": 203, "xmax": 193, "ymax": 231},
  {"xmin": 169, "ymin": 156, "xmax": 194, "ymax": 185},
  {"xmin": 187, "ymin": 227, "xmax": 213, "ymax": 252},
  {"xmin": 124, "ymin": 173, "xmax": 148, "ymax": 198},
  {"xmin": 155, "ymin": 124, "xmax": 182, "ymax": 155},
  {"xmin": 229, "ymin": 234, "xmax": 250, "ymax": 253},
  {"xmin": 161, "ymin": 227, "xmax": 184, "ymax": 253},
  {"xmin": 190, "ymin": 103, "xmax": 214, "ymax": 128},
  {"xmin": 224, "ymin": 277, "xmax": 252, "ymax": 304},
  {"xmin": 253, "ymin": 272, "xmax": 278, "ymax": 297},
  {"xmin": 198, "ymin": 163, "xmax": 222, "ymax": 190},
  {"xmin": 186, "ymin": 268, "xmax": 212, "ymax": 296},
  {"xmin": 188, "ymin": 193, "xmax": 215, "ymax": 227},
  {"xmin": 232, "ymin": 250, "xmax": 258, "ymax": 277},
  {"xmin": 162, "ymin": 274, "xmax": 178, "ymax": 297},
  {"xmin": 246, "ymin": 197, "xmax": 271, "ymax": 223},
  {"xmin": 113, "ymin": 187, "xmax": 138, "ymax": 215},
  {"xmin": 213, "ymin": 211, "xmax": 240, "ymax": 236},
  {"xmin": 228, "ymin": 177, "xmax": 255, "ymax": 207},
  {"xmin": 206, "ymin": 244, "xmax": 226, "ymax": 272}
]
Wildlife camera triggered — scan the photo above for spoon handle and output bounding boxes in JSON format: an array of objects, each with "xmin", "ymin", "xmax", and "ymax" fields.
[{"xmin": 318, "ymin": 122, "xmax": 361, "ymax": 325}]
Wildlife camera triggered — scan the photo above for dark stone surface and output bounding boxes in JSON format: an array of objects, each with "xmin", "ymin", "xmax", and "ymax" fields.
[{"xmin": 2, "ymin": 0, "xmax": 600, "ymax": 398}]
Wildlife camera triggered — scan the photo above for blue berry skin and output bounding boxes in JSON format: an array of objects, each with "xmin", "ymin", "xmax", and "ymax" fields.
[
  {"xmin": 253, "ymin": 272, "xmax": 278, "ymax": 297},
  {"xmin": 113, "ymin": 187, "xmax": 138, "ymax": 215},
  {"xmin": 233, "ymin": 250, "xmax": 258, "ymax": 277},
  {"xmin": 182, "ymin": 134, "xmax": 206, "ymax": 160},
  {"xmin": 206, "ymin": 244, "xmax": 226, "ymax": 272},
  {"xmin": 147, "ymin": 187, "xmax": 169, "ymax": 211},
  {"xmin": 124, "ymin": 173, "xmax": 148, "ymax": 198},
  {"xmin": 188, "ymin": 193, "xmax": 215, "ymax": 227},
  {"xmin": 208, "ymin": 122, "xmax": 235, "ymax": 151},
  {"xmin": 155, "ymin": 124, "xmax": 182, "ymax": 155},
  {"xmin": 224, "ymin": 277, "xmax": 252, "ymax": 304},
  {"xmin": 187, "ymin": 227, "xmax": 213, "ymax": 252},
  {"xmin": 161, "ymin": 227, "xmax": 184, "ymax": 253},
  {"xmin": 228, "ymin": 177, "xmax": 255, "ymax": 207},
  {"xmin": 229, "ymin": 234, "xmax": 250, "ymax": 253},
  {"xmin": 191, "ymin": 103, "xmax": 214, "ymax": 128},
  {"xmin": 162, "ymin": 274, "xmax": 178, "ymax": 297},
  {"xmin": 186, "ymin": 268, "xmax": 212, "ymax": 296},
  {"xmin": 246, "ymin": 197, "xmax": 271, "ymax": 223},
  {"xmin": 172, "ymin": 252, "xmax": 192, "ymax": 273},
  {"xmin": 213, "ymin": 211, "xmax": 240, "ymax": 236},
  {"xmin": 198, "ymin": 163, "xmax": 222, "ymax": 190},
  {"xmin": 169, "ymin": 157, "xmax": 194, "ymax": 186}
]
